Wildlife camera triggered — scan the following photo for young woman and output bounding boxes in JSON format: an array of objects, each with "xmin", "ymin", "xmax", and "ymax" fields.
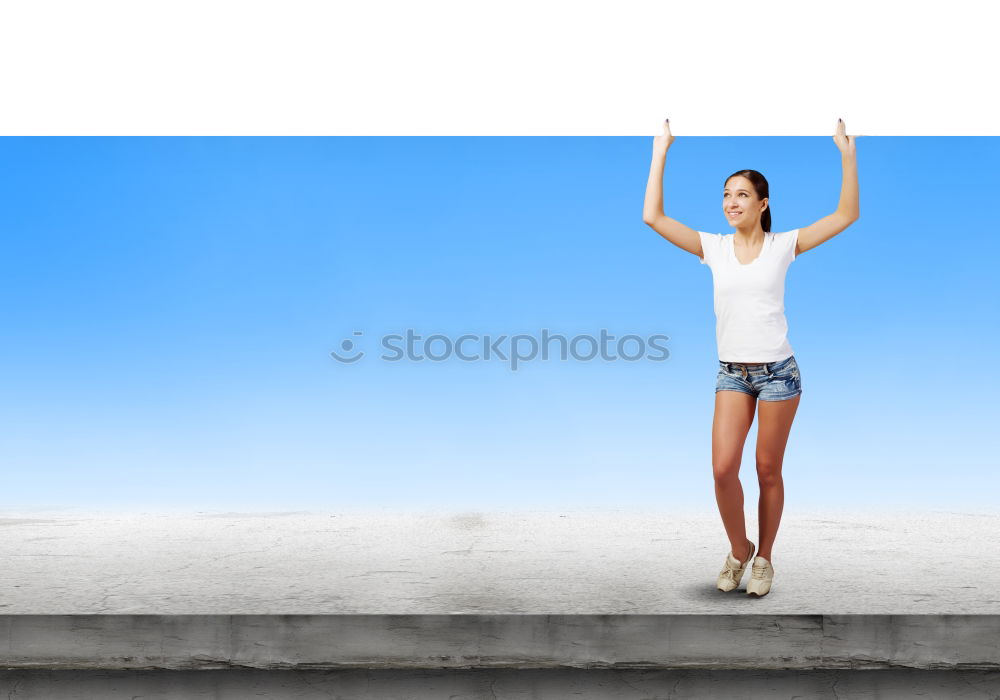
[{"xmin": 642, "ymin": 119, "xmax": 859, "ymax": 596}]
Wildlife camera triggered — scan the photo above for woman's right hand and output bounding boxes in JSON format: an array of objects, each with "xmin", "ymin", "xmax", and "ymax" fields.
[{"xmin": 652, "ymin": 118, "xmax": 674, "ymax": 153}]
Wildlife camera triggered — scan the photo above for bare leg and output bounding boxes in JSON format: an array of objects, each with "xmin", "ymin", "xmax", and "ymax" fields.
[
  {"xmin": 755, "ymin": 394, "xmax": 801, "ymax": 562},
  {"xmin": 712, "ymin": 390, "xmax": 757, "ymax": 561}
]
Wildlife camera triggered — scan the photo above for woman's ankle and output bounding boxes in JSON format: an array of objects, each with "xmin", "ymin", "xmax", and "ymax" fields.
[{"xmin": 732, "ymin": 539, "xmax": 752, "ymax": 561}]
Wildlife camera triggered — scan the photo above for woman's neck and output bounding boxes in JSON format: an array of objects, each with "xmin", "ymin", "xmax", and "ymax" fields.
[{"xmin": 733, "ymin": 226, "xmax": 766, "ymax": 247}]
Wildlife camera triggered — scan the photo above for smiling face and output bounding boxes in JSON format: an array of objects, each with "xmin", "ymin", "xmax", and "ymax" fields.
[{"xmin": 723, "ymin": 176, "xmax": 767, "ymax": 226}]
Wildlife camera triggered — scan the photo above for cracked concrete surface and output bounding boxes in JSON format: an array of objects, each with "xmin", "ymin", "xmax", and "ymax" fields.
[{"xmin": 0, "ymin": 507, "xmax": 997, "ymax": 614}]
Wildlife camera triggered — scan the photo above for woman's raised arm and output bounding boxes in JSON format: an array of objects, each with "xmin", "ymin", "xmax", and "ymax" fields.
[
  {"xmin": 642, "ymin": 119, "xmax": 703, "ymax": 259},
  {"xmin": 796, "ymin": 118, "xmax": 860, "ymax": 256}
]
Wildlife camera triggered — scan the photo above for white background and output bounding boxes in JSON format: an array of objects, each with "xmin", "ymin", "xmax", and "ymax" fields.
[{"xmin": 0, "ymin": 0, "xmax": 995, "ymax": 135}]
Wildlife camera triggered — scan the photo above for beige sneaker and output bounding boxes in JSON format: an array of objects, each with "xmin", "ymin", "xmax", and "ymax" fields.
[
  {"xmin": 716, "ymin": 540, "xmax": 755, "ymax": 592},
  {"xmin": 746, "ymin": 555, "xmax": 774, "ymax": 596}
]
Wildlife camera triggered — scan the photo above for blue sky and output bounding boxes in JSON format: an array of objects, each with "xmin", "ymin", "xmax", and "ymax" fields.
[{"xmin": 1, "ymin": 136, "xmax": 997, "ymax": 511}]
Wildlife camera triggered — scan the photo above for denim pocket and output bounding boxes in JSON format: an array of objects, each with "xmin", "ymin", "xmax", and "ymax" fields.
[
  {"xmin": 770, "ymin": 358, "xmax": 798, "ymax": 381},
  {"xmin": 772, "ymin": 369, "xmax": 800, "ymax": 387}
]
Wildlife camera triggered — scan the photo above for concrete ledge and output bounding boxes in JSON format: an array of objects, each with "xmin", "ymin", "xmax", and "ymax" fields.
[
  {"xmin": 3, "ymin": 669, "xmax": 1000, "ymax": 699},
  {"xmin": 1, "ymin": 614, "xmax": 998, "ymax": 671},
  {"xmin": 3, "ymin": 508, "xmax": 999, "ymax": 685}
]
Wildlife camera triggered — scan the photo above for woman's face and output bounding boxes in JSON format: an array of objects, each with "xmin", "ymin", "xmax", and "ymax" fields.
[{"xmin": 723, "ymin": 176, "xmax": 766, "ymax": 225}]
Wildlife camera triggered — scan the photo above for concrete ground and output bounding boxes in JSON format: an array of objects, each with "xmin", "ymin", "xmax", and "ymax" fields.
[
  {"xmin": 2, "ymin": 508, "xmax": 998, "ymax": 696},
  {"xmin": 0, "ymin": 507, "xmax": 997, "ymax": 614}
]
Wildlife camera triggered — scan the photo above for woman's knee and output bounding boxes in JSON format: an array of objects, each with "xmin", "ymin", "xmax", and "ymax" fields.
[
  {"xmin": 713, "ymin": 460, "xmax": 742, "ymax": 484},
  {"xmin": 755, "ymin": 460, "xmax": 783, "ymax": 488}
]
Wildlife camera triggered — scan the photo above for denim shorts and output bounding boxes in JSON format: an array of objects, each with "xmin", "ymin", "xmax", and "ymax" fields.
[{"xmin": 715, "ymin": 355, "xmax": 802, "ymax": 402}]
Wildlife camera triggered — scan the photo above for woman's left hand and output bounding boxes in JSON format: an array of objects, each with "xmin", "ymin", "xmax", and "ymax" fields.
[{"xmin": 833, "ymin": 118, "xmax": 857, "ymax": 156}]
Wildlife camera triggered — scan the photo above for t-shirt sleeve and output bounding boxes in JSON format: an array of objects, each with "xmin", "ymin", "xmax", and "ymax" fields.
[
  {"xmin": 697, "ymin": 231, "xmax": 718, "ymax": 266},
  {"xmin": 785, "ymin": 228, "xmax": 800, "ymax": 262}
]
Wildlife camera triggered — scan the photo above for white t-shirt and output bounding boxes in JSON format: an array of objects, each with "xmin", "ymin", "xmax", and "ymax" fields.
[{"xmin": 698, "ymin": 229, "xmax": 799, "ymax": 362}]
